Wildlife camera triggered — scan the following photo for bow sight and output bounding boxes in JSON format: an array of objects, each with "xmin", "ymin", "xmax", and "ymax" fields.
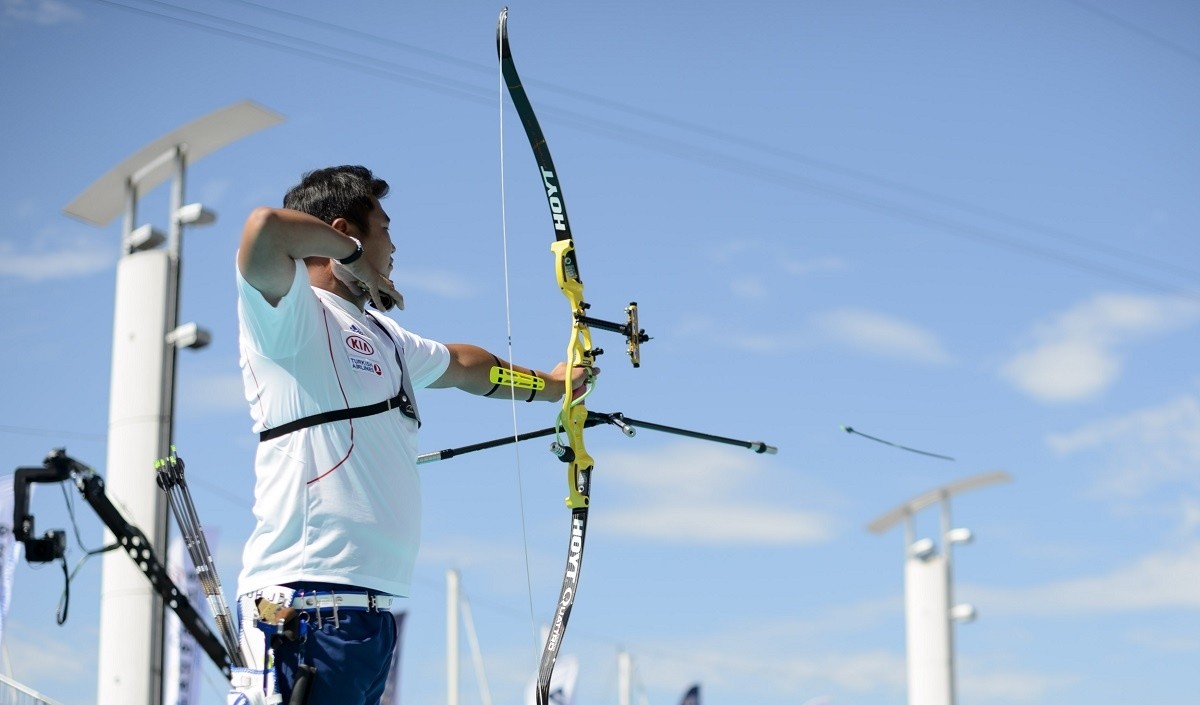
[{"xmin": 576, "ymin": 301, "xmax": 651, "ymax": 367}]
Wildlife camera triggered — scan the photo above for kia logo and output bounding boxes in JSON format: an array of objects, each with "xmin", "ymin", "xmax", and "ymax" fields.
[{"xmin": 346, "ymin": 335, "xmax": 374, "ymax": 355}]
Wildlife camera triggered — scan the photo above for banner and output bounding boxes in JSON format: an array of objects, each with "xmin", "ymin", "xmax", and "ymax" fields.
[
  {"xmin": 679, "ymin": 684, "xmax": 700, "ymax": 705},
  {"xmin": 525, "ymin": 654, "xmax": 579, "ymax": 705},
  {"xmin": 0, "ymin": 474, "xmax": 23, "ymax": 650},
  {"xmin": 164, "ymin": 533, "xmax": 206, "ymax": 705}
]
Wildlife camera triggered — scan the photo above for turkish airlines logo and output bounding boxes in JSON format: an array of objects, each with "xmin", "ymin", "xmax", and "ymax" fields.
[{"xmin": 345, "ymin": 334, "xmax": 375, "ymax": 356}]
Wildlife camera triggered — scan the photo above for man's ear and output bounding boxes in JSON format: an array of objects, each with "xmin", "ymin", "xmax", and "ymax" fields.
[{"xmin": 330, "ymin": 217, "xmax": 352, "ymax": 235}]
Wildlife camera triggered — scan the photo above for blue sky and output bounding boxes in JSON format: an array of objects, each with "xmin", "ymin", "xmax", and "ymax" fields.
[{"xmin": 2, "ymin": 1, "xmax": 1199, "ymax": 704}]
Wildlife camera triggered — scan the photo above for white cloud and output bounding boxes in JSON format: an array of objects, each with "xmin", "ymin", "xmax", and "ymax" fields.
[
  {"xmin": 1001, "ymin": 293, "xmax": 1200, "ymax": 403},
  {"xmin": 602, "ymin": 503, "xmax": 833, "ymax": 544},
  {"xmin": 726, "ymin": 330, "xmax": 810, "ymax": 354},
  {"xmin": 1046, "ymin": 394, "xmax": 1199, "ymax": 455},
  {"xmin": 961, "ymin": 542, "xmax": 1200, "ymax": 614},
  {"xmin": 1001, "ymin": 339, "xmax": 1119, "ymax": 402},
  {"xmin": 1125, "ymin": 626, "xmax": 1200, "ymax": 653},
  {"xmin": 704, "ymin": 238, "xmax": 843, "ymax": 277},
  {"xmin": 671, "ymin": 314, "xmax": 778, "ymax": 351},
  {"xmin": 4, "ymin": 619, "xmax": 94, "ymax": 686},
  {"xmin": 2, "ymin": 0, "xmax": 82, "ymax": 24},
  {"xmin": 728, "ymin": 256, "xmax": 843, "ymax": 300},
  {"xmin": 642, "ymin": 626, "xmax": 1060, "ymax": 702},
  {"xmin": 1182, "ymin": 497, "xmax": 1200, "ymax": 535},
  {"xmin": 815, "ymin": 308, "xmax": 952, "ymax": 364},
  {"xmin": 674, "ymin": 309, "xmax": 949, "ymax": 363},
  {"xmin": 418, "ymin": 535, "xmax": 536, "ymax": 580},
  {"xmin": 780, "ymin": 650, "xmax": 907, "ymax": 694},
  {"xmin": 705, "ymin": 238, "xmax": 760, "ymax": 263},
  {"xmin": 394, "ymin": 268, "xmax": 478, "ymax": 299},
  {"xmin": 627, "ymin": 612, "xmax": 907, "ymax": 697},
  {"xmin": 0, "ymin": 233, "xmax": 114, "ymax": 281},
  {"xmin": 958, "ymin": 666, "xmax": 1079, "ymax": 702},
  {"xmin": 730, "ymin": 276, "xmax": 768, "ymax": 300},
  {"xmin": 782, "ymin": 256, "xmax": 845, "ymax": 276},
  {"xmin": 600, "ymin": 443, "xmax": 759, "ymax": 495},
  {"xmin": 539, "ymin": 595, "xmax": 1073, "ymax": 704},
  {"xmin": 1046, "ymin": 394, "xmax": 1200, "ymax": 499},
  {"xmin": 178, "ymin": 372, "xmax": 247, "ymax": 414},
  {"xmin": 669, "ymin": 313, "xmax": 799, "ymax": 352},
  {"xmin": 595, "ymin": 444, "xmax": 838, "ymax": 545}
]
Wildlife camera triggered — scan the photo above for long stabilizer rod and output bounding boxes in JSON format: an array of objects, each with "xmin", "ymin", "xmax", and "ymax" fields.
[
  {"xmin": 418, "ymin": 410, "xmax": 777, "ymax": 465},
  {"xmin": 155, "ymin": 450, "xmax": 245, "ymax": 668}
]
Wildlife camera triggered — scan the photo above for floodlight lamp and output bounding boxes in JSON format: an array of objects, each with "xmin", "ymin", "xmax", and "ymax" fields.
[
  {"xmin": 128, "ymin": 223, "xmax": 166, "ymax": 252},
  {"xmin": 909, "ymin": 537, "xmax": 936, "ymax": 560},
  {"xmin": 950, "ymin": 603, "xmax": 977, "ymax": 623},
  {"xmin": 176, "ymin": 202, "xmax": 216, "ymax": 227},
  {"xmin": 946, "ymin": 527, "xmax": 974, "ymax": 545},
  {"xmin": 166, "ymin": 322, "xmax": 212, "ymax": 350}
]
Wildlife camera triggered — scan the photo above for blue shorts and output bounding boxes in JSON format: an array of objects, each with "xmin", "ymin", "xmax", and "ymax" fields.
[{"xmin": 272, "ymin": 582, "xmax": 399, "ymax": 705}]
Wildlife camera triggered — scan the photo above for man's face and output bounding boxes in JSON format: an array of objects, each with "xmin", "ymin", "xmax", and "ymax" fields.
[{"xmin": 358, "ymin": 197, "xmax": 395, "ymax": 276}]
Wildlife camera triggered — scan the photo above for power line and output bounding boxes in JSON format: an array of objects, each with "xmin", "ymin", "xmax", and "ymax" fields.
[
  {"xmin": 87, "ymin": 0, "xmax": 496, "ymax": 106},
  {"xmin": 0, "ymin": 424, "xmax": 105, "ymax": 442},
  {"xmin": 219, "ymin": 0, "xmax": 487, "ymax": 73},
  {"xmin": 222, "ymin": 0, "xmax": 1200, "ymax": 286},
  {"xmin": 86, "ymin": 0, "xmax": 1199, "ymax": 297},
  {"xmin": 1063, "ymin": 0, "xmax": 1200, "ymax": 66}
]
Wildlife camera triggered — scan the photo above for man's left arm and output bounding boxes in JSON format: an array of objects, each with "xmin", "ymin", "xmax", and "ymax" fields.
[{"xmin": 431, "ymin": 344, "xmax": 590, "ymax": 402}]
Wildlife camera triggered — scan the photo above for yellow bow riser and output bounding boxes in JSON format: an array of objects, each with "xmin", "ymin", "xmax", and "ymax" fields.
[{"xmin": 552, "ymin": 237, "xmax": 596, "ymax": 510}]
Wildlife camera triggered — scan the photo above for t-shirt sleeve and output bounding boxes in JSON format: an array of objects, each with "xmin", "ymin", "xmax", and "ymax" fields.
[
  {"xmin": 235, "ymin": 257, "xmax": 320, "ymax": 358},
  {"xmin": 376, "ymin": 317, "xmax": 450, "ymax": 389}
]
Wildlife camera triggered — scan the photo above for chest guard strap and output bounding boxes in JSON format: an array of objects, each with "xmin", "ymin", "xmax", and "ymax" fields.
[{"xmin": 258, "ymin": 311, "xmax": 421, "ymax": 442}]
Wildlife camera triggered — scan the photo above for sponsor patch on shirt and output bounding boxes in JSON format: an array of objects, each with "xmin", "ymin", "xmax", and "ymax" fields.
[{"xmin": 344, "ymin": 333, "xmax": 383, "ymax": 376}]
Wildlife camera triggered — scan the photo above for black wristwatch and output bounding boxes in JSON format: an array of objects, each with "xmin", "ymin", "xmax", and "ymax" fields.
[{"xmin": 338, "ymin": 236, "xmax": 363, "ymax": 265}]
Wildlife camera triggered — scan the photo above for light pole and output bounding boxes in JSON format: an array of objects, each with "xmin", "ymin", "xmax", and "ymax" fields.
[
  {"xmin": 868, "ymin": 470, "xmax": 1011, "ymax": 705},
  {"xmin": 64, "ymin": 100, "xmax": 282, "ymax": 705}
]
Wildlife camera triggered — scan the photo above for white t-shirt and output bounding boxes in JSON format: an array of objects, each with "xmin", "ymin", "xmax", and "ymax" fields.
[{"xmin": 235, "ymin": 261, "xmax": 450, "ymax": 597}]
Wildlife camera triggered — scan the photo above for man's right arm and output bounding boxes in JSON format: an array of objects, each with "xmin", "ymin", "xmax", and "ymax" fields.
[{"xmin": 237, "ymin": 207, "xmax": 360, "ymax": 306}]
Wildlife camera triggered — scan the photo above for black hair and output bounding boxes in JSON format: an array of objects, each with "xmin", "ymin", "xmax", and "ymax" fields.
[{"xmin": 282, "ymin": 165, "xmax": 390, "ymax": 234}]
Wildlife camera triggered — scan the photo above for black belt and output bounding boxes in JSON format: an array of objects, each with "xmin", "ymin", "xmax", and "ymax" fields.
[{"xmin": 258, "ymin": 388, "xmax": 416, "ymax": 442}]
